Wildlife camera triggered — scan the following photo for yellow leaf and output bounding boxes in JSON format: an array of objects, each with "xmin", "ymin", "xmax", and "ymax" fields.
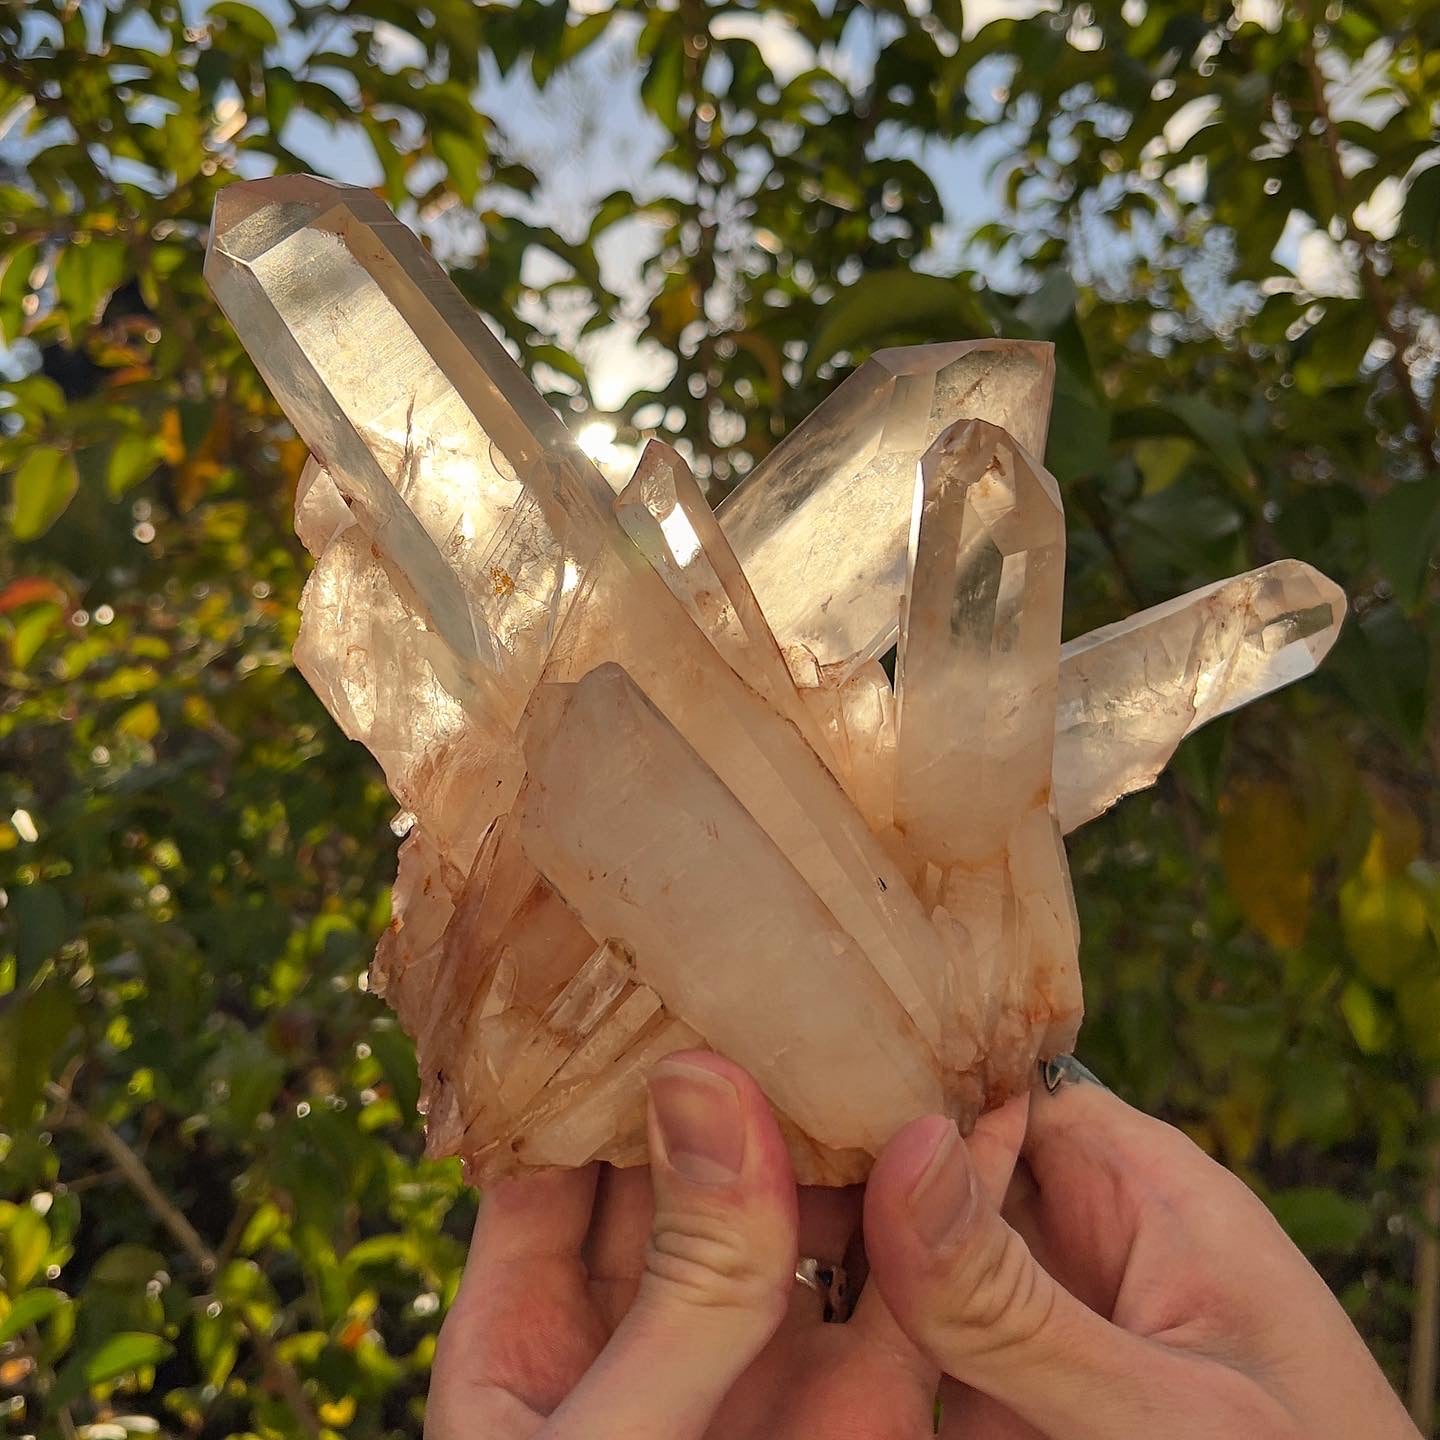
[
  {"xmin": 277, "ymin": 435, "xmax": 309, "ymax": 488},
  {"xmin": 1220, "ymin": 779, "xmax": 1313, "ymax": 950},
  {"xmin": 117, "ymin": 700, "xmax": 160, "ymax": 742},
  {"xmin": 1211, "ymin": 1093, "xmax": 1263, "ymax": 1165},
  {"xmin": 159, "ymin": 408, "xmax": 184, "ymax": 465},
  {"xmin": 1341, "ymin": 840, "xmax": 1432, "ymax": 989},
  {"xmin": 318, "ymin": 1396, "xmax": 356, "ymax": 1427},
  {"xmin": 1365, "ymin": 789, "xmax": 1423, "ymax": 876}
]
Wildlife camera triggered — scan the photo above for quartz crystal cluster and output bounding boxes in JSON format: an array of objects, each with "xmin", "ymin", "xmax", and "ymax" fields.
[{"xmin": 206, "ymin": 177, "xmax": 1347, "ymax": 1184}]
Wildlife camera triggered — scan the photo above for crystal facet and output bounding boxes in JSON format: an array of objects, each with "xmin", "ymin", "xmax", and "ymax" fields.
[
  {"xmin": 718, "ymin": 339, "xmax": 1056, "ymax": 676},
  {"xmin": 208, "ymin": 178, "xmax": 1347, "ymax": 1184}
]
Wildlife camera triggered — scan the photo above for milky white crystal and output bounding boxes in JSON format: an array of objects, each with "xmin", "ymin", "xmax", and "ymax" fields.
[{"xmin": 207, "ymin": 177, "xmax": 1347, "ymax": 1183}]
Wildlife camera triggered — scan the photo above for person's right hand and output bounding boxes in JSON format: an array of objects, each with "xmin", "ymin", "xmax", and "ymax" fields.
[{"xmin": 864, "ymin": 1067, "xmax": 1422, "ymax": 1440}]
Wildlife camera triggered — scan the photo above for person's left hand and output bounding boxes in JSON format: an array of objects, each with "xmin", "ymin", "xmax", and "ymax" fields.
[{"xmin": 425, "ymin": 1051, "xmax": 1026, "ymax": 1439}]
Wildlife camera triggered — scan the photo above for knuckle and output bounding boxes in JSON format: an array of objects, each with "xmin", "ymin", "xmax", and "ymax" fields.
[
  {"xmin": 643, "ymin": 1199, "xmax": 789, "ymax": 1322},
  {"xmin": 936, "ymin": 1223, "xmax": 1057, "ymax": 1358}
]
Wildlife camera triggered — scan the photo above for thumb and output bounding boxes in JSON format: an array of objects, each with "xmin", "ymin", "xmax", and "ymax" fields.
[
  {"xmin": 544, "ymin": 1053, "xmax": 797, "ymax": 1439},
  {"xmin": 864, "ymin": 1116, "xmax": 1249, "ymax": 1440}
]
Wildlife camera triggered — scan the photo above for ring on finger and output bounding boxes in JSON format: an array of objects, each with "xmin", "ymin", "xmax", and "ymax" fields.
[{"xmin": 794, "ymin": 1257, "xmax": 851, "ymax": 1323}]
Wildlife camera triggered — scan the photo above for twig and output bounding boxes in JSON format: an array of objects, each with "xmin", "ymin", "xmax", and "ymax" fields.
[
  {"xmin": 1073, "ymin": 478, "xmax": 1147, "ymax": 610},
  {"xmin": 44, "ymin": 1083, "xmax": 323, "ymax": 1440},
  {"xmin": 1409, "ymin": 1075, "xmax": 1440, "ymax": 1433},
  {"xmin": 45, "ymin": 1083, "xmax": 212, "ymax": 1269}
]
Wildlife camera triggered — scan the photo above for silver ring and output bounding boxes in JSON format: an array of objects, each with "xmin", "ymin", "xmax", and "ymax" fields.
[
  {"xmin": 1040, "ymin": 1053, "xmax": 1108, "ymax": 1093},
  {"xmin": 794, "ymin": 1257, "xmax": 851, "ymax": 1322}
]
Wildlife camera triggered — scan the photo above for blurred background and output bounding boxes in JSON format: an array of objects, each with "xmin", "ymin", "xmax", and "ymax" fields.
[{"xmin": 1, "ymin": 0, "xmax": 1438, "ymax": 1434}]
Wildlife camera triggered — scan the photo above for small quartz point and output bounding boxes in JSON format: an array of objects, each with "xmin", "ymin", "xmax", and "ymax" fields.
[
  {"xmin": 895, "ymin": 420, "xmax": 1080, "ymax": 1101},
  {"xmin": 718, "ymin": 340, "xmax": 1056, "ymax": 676},
  {"xmin": 515, "ymin": 663, "xmax": 945, "ymax": 1172},
  {"xmin": 614, "ymin": 439, "xmax": 837, "ymax": 768},
  {"xmin": 208, "ymin": 178, "xmax": 1348, "ymax": 1186},
  {"xmin": 1054, "ymin": 560, "xmax": 1347, "ymax": 832}
]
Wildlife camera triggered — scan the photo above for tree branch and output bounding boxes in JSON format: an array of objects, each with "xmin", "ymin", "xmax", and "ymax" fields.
[
  {"xmin": 44, "ymin": 1083, "xmax": 322, "ymax": 1440},
  {"xmin": 1409, "ymin": 1076, "xmax": 1440, "ymax": 1431}
]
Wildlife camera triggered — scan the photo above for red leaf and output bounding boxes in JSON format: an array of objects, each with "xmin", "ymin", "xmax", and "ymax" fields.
[{"xmin": 0, "ymin": 577, "xmax": 68, "ymax": 614}]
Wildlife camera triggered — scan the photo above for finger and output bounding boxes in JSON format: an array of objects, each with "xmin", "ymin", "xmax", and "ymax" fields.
[
  {"xmin": 864, "ymin": 1116, "xmax": 1280, "ymax": 1440},
  {"xmin": 471, "ymin": 1165, "xmax": 600, "ymax": 1266},
  {"xmin": 1022, "ymin": 1075, "xmax": 1311, "ymax": 1318},
  {"xmin": 1023, "ymin": 1072, "xmax": 1145, "ymax": 1157},
  {"xmin": 543, "ymin": 1052, "xmax": 798, "ymax": 1440},
  {"xmin": 586, "ymin": 1173, "xmax": 857, "ymax": 1331},
  {"xmin": 428, "ymin": 1169, "xmax": 605, "ymax": 1440},
  {"xmin": 848, "ymin": 1096, "xmax": 1026, "ymax": 1384},
  {"xmin": 846, "ymin": 1278, "xmax": 940, "ymax": 1397},
  {"xmin": 967, "ymin": 1093, "xmax": 1030, "ymax": 1202},
  {"xmin": 585, "ymin": 1165, "xmax": 653, "ymax": 1330}
]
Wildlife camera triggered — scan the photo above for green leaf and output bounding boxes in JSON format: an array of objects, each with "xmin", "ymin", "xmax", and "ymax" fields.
[
  {"xmin": 1268, "ymin": 1186, "xmax": 1371, "ymax": 1253},
  {"xmin": 7, "ymin": 882, "xmax": 69, "ymax": 986},
  {"xmin": 0, "ymin": 985, "xmax": 77, "ymax": 1128},
  {"xmin": 1, "ymin": 1204, "xmax": 50, "ymax": 1290},
  {"xmin": 9, "ymin": 448, "xmax": 79, "ymax": 540},
  {"xmin": 1294, "ymin": 300, "xmax": 1376, "ymax": 395},
  {"xmin": 1399, "ymin": 163, "xmax": 1440, "ymax": 248},
  {"xmin": 1340, "ymin": 871, "xmax": 1431, "ymax": 988},
  {"xmin": 264, "ymin": 65, "xmax": 298, "ymax": 133},
  {"xmin": 0, "ymin": 240, "xmax": 37, "ymax": 346},
  {"xmin": 1161, "ymin": 396, "xmax": 1250, "ymax": 484},
  {"xmin": 1368, "ymin": 480, "xmax": 1440, "ymax": 611},
  {"xmin": 1340, "ymin": 981, "xmax": 1394, "ymax": 1056},
  {"xmin": 1328, "ymin": 603, "xmax": 1429, "ymax": 756},
  {"xmin": 432, "ymin": 129, "xmax": 486, "ymax": 205},
  {"xmin": 639, "ymin": 33, "xmax": 685, "ymax": 131},
  {"xmin": 11, "ymin": 602, "xmax": 62, "ymax": 670},
  {"xmin": 106, "ymin": 434, "xmax": 162, "ymax": 500},
  {"xmin": 55, "ymin": 1332, "xmax": 173, "ymax": 1405},
  {"xmin": 0, "ymin": 1287, "xmax": 69, "ymax": 1343},
  {"xmin": 1048, "ymin": 359, "xmax": 1111, "ymax": 483},
  {"xmin": 1015, "ymin": 271, "xmax": 1077, "ymax": 334},
  {"xmin": 192, "ymin": 1307, "xmax": 239, "ymax": 1388},
  {"xmin": 53, "ymin": 237, "xmax": 128, "ymax": 335},
  {"xmin": 806, "ymin": 270, "xmax": 986, "ymax": 376},
  {"xmin": 202, "ymin": 1029, "xmax": 285, "ymax": 1136},
  {"xmin": 208, "ymin": 1, "xmax": 279, "ymax": 45}
]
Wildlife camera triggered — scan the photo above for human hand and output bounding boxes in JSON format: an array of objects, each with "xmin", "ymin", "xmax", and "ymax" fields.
[
  {"xmin": 864, "ymin": 1067, "xmax": 1422, "ymax": 1440},
  {"xmin": 425, "ymin": 1050, "xmax": 966, "ymax": 1439}
]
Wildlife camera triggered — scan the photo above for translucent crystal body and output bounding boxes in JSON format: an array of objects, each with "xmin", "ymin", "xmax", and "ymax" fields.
[{"xmin": 208, "ymin": 178, "xmax": 1347, "ymax": 1183}]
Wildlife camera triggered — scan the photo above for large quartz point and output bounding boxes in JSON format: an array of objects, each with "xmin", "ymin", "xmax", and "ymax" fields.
[{"xmin": 207, "ymin": 177, "xmax": 1348, "ymax": 1184}]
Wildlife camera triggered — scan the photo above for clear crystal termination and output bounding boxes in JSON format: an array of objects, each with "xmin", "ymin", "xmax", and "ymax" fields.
[{"xmin": 206, "ymin": 177, "xmax": 1348, "ymax": 1184}]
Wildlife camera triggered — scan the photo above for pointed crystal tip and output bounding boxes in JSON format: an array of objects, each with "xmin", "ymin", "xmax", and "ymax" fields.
[{"xmin": 206, "ymin": 175, "xmax": 375, "ymax": 270}]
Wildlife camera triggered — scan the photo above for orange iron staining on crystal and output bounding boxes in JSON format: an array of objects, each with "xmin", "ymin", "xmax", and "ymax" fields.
[{"xmin": 208, "ymin": 178, "xmax": 1347, "ymax": 1184}]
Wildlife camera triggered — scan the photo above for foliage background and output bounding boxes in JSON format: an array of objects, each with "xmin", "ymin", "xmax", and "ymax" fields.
[{"xmin": 1, "ymin": 0, "xmax": 1438, "ymax": 1435}]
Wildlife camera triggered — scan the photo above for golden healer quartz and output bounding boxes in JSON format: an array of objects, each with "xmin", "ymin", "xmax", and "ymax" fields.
[{"xmin": 208, "ymin": 177, "xmax": 1347, "ymax": 1183}]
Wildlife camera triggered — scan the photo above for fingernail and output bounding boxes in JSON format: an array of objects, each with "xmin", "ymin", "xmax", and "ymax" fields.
[
  {"xmin": 907, "ymin": 1119, "xmax": 976, "ymax": 1249},
  {"xmin": 649, "ymin": 1060, "xmax": 746, "ymax": 1185}
]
